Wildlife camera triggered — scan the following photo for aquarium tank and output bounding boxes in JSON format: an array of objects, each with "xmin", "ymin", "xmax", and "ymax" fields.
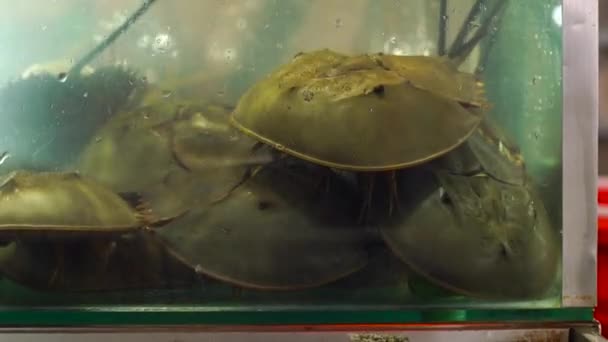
[{"xmin": 0, "ymin": 0, "xmax": 595, "ymax": 326}]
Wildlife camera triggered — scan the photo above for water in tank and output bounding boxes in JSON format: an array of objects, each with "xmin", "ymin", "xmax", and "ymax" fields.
[{"xmin": 0, "ymin": 0, "xmax": 563, "ymax": 310}]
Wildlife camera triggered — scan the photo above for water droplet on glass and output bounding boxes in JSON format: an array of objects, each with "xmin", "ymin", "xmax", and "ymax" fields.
[
  {"xmin": 152, "ymin": 33, "xmax": 173, "ymax": 54},
  {"xmin": 275, "ymin": 144, "xmax": 285, "ymax": 151},
  {"xmin": 57, "ymin": 73, "xmax": 68, "ymax": 82},
  {"xmin": 389, "ymin": 36, "xmax": 397, "ymax": 44},
  {"xmin": 529, "ymin": 130, "xmax": 541, "ymax": 140},
  {"xmin": 194, "ymin": 265, "xmax": 204, "ymax": 273},
  {"xmin": 236, "ymin": 18, "xmax": 247, "ymax": 30},
  {"xmin": 143, "ymin": 113, "xmax": 150, "ymax": 120},
  {"xmin": 0, "ymin": 152, "xmax": 10, "ymax": 166},
  {"xmin": 94, "ymin": 137, "xmax": 102, "ymax": 143},
  {"xmin": 83, "ymin": 92, "xmax": 88, "ymax": 98},
  {"xmin": 335, "ymin": 18, "xmax": 343, "ymax": 28},
  {"xmin": 442, "ymin": 15, "xmax": 448, "ymax": 21},
  {"xmin": 369, "ymin": 108, "xmax": 374, "ymax": 112},
  {"xmin": 41, "ymin": 25, "xmax": 48, "ymax": 31},
  {"xmin": 161, "ymin": 90, "xmax": 172, "ymax": 98}
]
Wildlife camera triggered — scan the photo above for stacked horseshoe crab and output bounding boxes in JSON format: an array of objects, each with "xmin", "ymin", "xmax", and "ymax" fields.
[{"xmin": 223, "ymin": 47, "xmax": 558, "ymax": 299}]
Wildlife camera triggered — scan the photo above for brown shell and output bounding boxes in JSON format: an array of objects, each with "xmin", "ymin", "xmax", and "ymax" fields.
[
  {"xmin": 232, "ymin": 49, "xmax": 484, "ymax": 171},
  {"xmin": 77, "ymin": 103, "xmax": 180, "ymax": 193},
  {"xmin": 170, "ymin": 104, "xmax": 271, "ymax": 172},
  {"xmin": 0, "ymin": 171, "xmax": 154, "ymax": 238},
  {"xmin": 142, "ymin": 104, "xmax": 271, "ymax": 219},
  {"xmin": 373, "ymin": 54, "xmax": 487, "ymax": 108},
  {"xmin": 78, "ymin": 100, "xmax": 269, "ymax": 219},
  {"xmin": 156, "ymin": 160, "xmax": 369, "ymax": 290},
  {"xmin": 380, "ymin": 169, "xmax": 559, "ymax": 299}
]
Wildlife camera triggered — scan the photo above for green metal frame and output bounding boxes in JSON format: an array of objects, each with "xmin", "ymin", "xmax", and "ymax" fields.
[{"xmin": 0, "ymin": 308, "xmax": 593, "ymax": 326}]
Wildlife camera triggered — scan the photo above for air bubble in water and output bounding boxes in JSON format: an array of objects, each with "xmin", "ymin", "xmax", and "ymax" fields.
[
  {"xmin": 152, "ymin": 33, "xmax": 173, "ymax": 54},
  {"xmin": 224, "ymin": 49, "xmax": 234, "ymax": 61}
]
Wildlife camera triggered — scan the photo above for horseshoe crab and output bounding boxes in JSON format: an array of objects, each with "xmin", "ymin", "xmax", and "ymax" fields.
[
  {"xmin": 155, "ymin": 159, "xmax": 369, "ymax": 290},
  {"xmin": 0, "ymin": 170, "xmax": 174, "ymax": 240},
  {"xmin": 377, "ymin": 118, "xmax": 558, "ymax": 299},
  {"xmin": 230, "ymin": 49, "xmax": 484, "ymax": 172},
  {"xmin": 0, "ymin": 170, "xmax": 185, "ymax": 288},
  {"xmin": 77, "ymin": 102, "xmax": 182, "ymax": 193},
  {"xmin": 380, "ymin": 168, "xmax": 559, "ymax": 299},
  {"xmin": 378, "ymin": 112, "xmax": 558, "ymax": 298},
  {"xmin": 78, "ymin": 100, "xmax": 271, "ymax": 219},
  {"xmin": 0, "ymin": 232, "xmax": 196, "ymax": 292}
]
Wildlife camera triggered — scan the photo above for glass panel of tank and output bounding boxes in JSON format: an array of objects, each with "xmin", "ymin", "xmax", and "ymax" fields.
[{"xmin": 0, "ymin": 0, "xmax": 563, "ymax": 309}]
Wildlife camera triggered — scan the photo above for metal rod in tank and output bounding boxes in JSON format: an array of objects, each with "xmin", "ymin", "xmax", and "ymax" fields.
[
  {"xmin": 448, "ymin": 0, "xmax": 487, "ymax": 57},
  {"xmin": 68, "ymin": 0, "xmax": 159, "ymax": 77},
  {"xmin": 449, "ymin": 0, "xmax": 509, "ymax": 64},
  {"xmin": 438, "ymin": 0, "xmax": 448, "ymax": 56}
]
